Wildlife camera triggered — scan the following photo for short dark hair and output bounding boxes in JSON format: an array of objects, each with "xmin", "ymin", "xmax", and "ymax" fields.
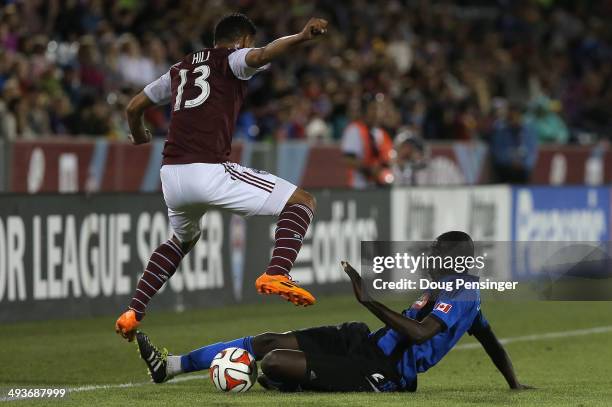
[
  {"xmin": 214, "ymin": 13, "xmax": 256, "ymax": 44},
  {"xmin": 431, "ymin": 231, "xmax": 474, "ymax": 258},
  {"xmin": 428, "ymin": 231, "xmax": 475, "ymax": 276}
]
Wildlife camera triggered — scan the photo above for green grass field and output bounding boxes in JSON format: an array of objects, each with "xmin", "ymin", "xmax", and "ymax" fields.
[{"xmin": 1, "ymin": 295, "xmax": 611, "ymax": 406}]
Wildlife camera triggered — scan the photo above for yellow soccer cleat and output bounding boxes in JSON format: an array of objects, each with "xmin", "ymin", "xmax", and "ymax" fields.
[
  {"xmin": 255, "ymin": 273, "xmax": 316, "ymax": 306},
  {"xmin": 115, "ymin": 310, "xmax": 140, "ymax": 341}
]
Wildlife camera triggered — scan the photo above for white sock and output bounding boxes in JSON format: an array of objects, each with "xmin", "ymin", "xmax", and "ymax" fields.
[{"xmin": 166, "ymin": 355, "xmax": 183, "ymax": 378}]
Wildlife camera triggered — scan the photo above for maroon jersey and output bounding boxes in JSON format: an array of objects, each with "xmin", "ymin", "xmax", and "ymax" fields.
[{"xmin": 163, "ymin": 48, "xmax": 248, "ymax": 165}]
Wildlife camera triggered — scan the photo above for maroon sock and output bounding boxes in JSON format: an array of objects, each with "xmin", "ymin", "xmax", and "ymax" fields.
[
  {"xmin": 129, "ymin": 239, "xmax": 185, "ymax": 320},
  {"xmin": 266, "ymin": 203, "xmax": 314, "ymax": 276}
]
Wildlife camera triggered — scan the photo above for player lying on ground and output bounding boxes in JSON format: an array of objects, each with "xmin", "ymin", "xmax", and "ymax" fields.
[
  {"xmin": 136, "ymin": 231, "xmax": 532, "ymax": 392},
  {"xmin": 116, "ymin": 14, "xmax": 329, "ymax": 341}
]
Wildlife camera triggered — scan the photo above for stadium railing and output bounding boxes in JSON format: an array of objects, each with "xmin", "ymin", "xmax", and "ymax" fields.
[{"xmin": 1, "ymin": 138, "xmax": 611, "ymax": 193}]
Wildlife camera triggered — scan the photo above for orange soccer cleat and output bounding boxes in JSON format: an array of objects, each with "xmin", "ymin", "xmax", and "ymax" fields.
[
  {"xmin": 255, "ymin": 273, "xmax": 316, "ymax": 306},
  {"xmin": 115, "ymin": 310, "xmax": 140, "ymax": 341}
]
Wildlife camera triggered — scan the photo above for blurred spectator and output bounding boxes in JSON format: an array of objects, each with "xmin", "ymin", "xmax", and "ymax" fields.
[
  {"xmin": 453, "ymin": 101, "xmax": 479, "ymax": 141},
  {"xmin": 116, "ymin": 34, "xmax": 156, "ymax": 87},
  {"xmin": 77, "ymin": 36, "xmax": 105, "ymax": 93},
  {"xmin": 305, "ymin": 114, "xmax": 332, "ymax": 143},
  {"xmin": 0, "ymin": 99, "xmax": 16, "ymax": 139},
  {"xmin": 0, "ymin": 0, "xmax": 610, "ymax": 144},
  {"xmin": 341, "ymin": 96, "xmax": 395, "ymax": 189},
  {"xmin": 390, "ymin": 129, "xmax": 428, "ymax": 186},
  {"xmin": 524, "ymin": 96, "xmax": 569, "ymax": 144},
  {"xmin": 0, "ymin": 76, "xmax": 21, "ymax": 139},
  {"xmin": 490, "ymin": 101, "xmax": 538, "ymax": 184}
]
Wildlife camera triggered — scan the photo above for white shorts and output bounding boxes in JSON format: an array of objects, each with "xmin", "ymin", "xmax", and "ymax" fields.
[{"xmin": 160, "ymin": 162, "xmax": 297, "ymax": 242}]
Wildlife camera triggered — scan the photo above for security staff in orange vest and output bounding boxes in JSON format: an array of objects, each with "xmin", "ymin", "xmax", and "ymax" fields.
[{"xmin": 341, "ymin": 96, "xmax": 395, "ymax": 188}]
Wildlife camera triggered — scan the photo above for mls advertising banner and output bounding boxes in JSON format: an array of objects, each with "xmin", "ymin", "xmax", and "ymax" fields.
[
  {"xmin": 391, "ymin": 186, "xmax": 512, "ymax": 242},
  {"xmin": 0, "ymin": 194, "xmax": 230, "ymax": 322},
  {"xmin": 0, "ymin": 190, "xmax": 390, "ymax": 322},
  {"xmin": 390, "ymin": 186, "xmax": 512, "ymax": 280},
  {"xmin": 2, "ymin": 186, "xmax": 609, "ymax": 321},
  {"xmin": 389, "ymin": 185, "xmax": 611, "ymax": 284},
  {"xmin": 511, "ymin": 186, "xmax": 610, "ymax": 242},
  {"xmin": 511, "ymin": 186, "xmax": 611, "ymax": 282}
]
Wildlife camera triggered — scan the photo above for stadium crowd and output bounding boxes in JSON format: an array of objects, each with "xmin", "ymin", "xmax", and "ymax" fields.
[{"xmin": 0, "ymin": 0, "xmax": 610, "ymax": 146}]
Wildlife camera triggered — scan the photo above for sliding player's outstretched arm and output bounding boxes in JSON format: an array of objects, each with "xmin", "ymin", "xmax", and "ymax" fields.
[
  {"xmin": 471, "ymin": 323, "xmax": 533, "ymax": 390},
  {"xmin": 245, "ymin": 18, "xmax": 328, "ymax": 68},
  {"xmin": 342, "ymin": 261, "xmax": 443, "ymax": 344}
]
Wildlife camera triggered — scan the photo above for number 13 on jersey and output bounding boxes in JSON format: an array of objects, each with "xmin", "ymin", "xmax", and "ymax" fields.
[{"xmin": 174, "ymin": 65, "xmax": 211, "ymax": 111}]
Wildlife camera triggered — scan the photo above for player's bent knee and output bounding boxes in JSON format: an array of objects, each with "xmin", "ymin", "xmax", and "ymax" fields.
[
  {"xmin": 287, "ymin": 188, "xmax": 316, "ymax": 214},
  {"xmin": 172, "ymin": 233, "xmax": 199, "ymax": 255},
  {"xmin": 260, "ymin": 350, "xmax": 284, "ymax": 378},
  {"xmin": 298, "ymin": 189, "xmax": 317, "ymax": 213},
  {"xmin": 306, "ymin": 191, "xmax": 317, "ymax": 212}
]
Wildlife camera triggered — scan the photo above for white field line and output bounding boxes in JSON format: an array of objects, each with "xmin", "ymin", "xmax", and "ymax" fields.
[
  {"xmin": 69, "ymin": 373, "xmax": 208, "ymax": 393},
  {"xmin": 0, "ymin": 374, "xmax": 207, "ymax": 402},
  {"xmin": 455, "ymin": 325, "xmax": 612, "ymax": 350},
  {"xmin": 1, "ymin": 325, "xmax": 611, "ymax": 402}
]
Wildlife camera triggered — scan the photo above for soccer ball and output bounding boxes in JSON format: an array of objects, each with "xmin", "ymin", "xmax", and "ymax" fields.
[{"xmin": 209, "ymin": 347, "xmax": 258, "ymax": 392}]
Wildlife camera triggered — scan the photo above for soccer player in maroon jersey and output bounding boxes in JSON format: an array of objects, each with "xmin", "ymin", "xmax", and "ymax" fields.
[{"xmin": 115, "ymin": 14, "xmax": 328, "ymax": 340}]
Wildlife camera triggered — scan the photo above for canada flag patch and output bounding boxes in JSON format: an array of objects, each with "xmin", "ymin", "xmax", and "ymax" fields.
[{"xmin": 435, "ymin": 302, "xmax": 452, "ymax": 313}]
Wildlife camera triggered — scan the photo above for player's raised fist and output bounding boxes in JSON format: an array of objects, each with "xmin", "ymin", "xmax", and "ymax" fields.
[
  {"xmin": 300, "ymin": 18, "xmax": 328, "ymax": 41},
  {"xmin": 128, "ymin": 128, "xmax": 152, "ymax": 145}
]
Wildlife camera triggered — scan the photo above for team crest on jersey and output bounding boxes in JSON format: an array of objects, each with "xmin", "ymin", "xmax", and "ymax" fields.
[
  {"xmin": 412, "ymin": 293, "xmax": 430, "ymax": 309},
  {"xmin": 435, "ymin": 302, "xmax": 452, "ymax": 313}
]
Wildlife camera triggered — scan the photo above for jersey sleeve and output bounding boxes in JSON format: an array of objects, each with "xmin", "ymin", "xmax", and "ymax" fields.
[
  {"xmin": 228, "ymin": 48, "xmax": 270, "ymax": 80},
  {"xmin": 143, "ymin": 71, "xmax": 171, "ymax": 105},
  {"xmin": 467, "ymin": 310, "xmax": 490, "ymax": 335},
  {"xmin": 429, "ymin": 290, "xmax": 476, "ymax": 331}
]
